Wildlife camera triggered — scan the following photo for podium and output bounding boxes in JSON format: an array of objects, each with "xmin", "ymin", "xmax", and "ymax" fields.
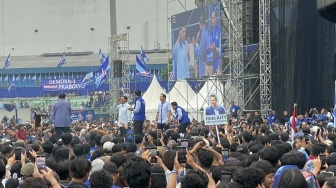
[{"xmin": 32, "ymin": 111, "xmax": 49, "ymax": 128}]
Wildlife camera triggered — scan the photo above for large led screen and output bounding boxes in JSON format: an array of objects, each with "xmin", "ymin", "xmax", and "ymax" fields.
[{"xmin": 171, "ymin": 3, "xmax": 221, "ymax": 80}]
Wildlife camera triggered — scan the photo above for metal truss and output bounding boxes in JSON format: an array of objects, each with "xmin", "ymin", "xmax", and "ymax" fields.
[
  {"xmin": 259, "ymin": 0, "xmax": 271, "ymax": 114},
  {"xmin": 108, "ymin": 33, "xmax": 130, "ymax": 117},
  {"xmin": 221, "ymin": 0, "xmax": 244, "ymax": 109}
]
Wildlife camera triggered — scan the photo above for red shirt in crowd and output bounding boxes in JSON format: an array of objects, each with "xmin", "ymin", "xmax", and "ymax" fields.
[{"xmin": 16, "ymin": 130, "xmax": 27, "ymax": 141}]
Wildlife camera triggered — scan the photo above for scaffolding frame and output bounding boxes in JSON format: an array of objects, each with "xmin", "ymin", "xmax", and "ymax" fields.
[
  {"xmin": 108, "ymin": 33, "xmax": 130, "ymax": 117},
  {"xmin": 227, "ymin": 0, "xmax": 244, "ymax": 109},
  {"xmin": 259, "ymin": 0, "xmax": 271, "ymax": 114}
]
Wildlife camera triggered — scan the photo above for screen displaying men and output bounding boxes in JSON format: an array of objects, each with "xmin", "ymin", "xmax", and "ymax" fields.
[{"xmin": 171, "ymin": 2, "xmax": 221, "ymax": 80}]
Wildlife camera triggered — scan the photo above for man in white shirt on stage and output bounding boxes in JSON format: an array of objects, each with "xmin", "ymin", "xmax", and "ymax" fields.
[{"xmin": 114, "ymin": 96, "xmax": 132, "ymax": 136}]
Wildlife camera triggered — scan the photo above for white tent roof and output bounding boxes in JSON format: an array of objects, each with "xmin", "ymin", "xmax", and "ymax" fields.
[
  {"xmin": 142, "ymin": 75, "xmax": 165, "ymax": 111},
  {"xmin": 167, "ymin": 79, "xmax": 197, "ymax": 110},
  {"xmin": 190, "ymin": 78, "xmax": 225, "ymax": 110}
]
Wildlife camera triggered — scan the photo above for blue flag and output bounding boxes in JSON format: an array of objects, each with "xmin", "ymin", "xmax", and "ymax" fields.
[
  {"xmin": 57, "ymin": 52, "xmax": 66, "ymax": 67},
  {"xmin": 3, "ymin": 53, "xmax": 10, "ymax": 69},
  {"xmin": 140, "ymin": 46, "xmax": 149, "ymax": 64},
  {"xmin": 99, "ymin": 49, "xmax": 106, "ymax": 64},
  {"xmin": 136, "ymin": 55, "xmax": 151, "ymax": 77},
  {"xmin": 23, "ymin": 75, "xmax": 27, "ymax": 81},
  {"xmin": 15, "ymin": 75, "xmax": 20, "ymax": 81},
  {"xmin": 81, "ymin": 68, "xmax": 94, "ymax": 86},
  {"xmin": 7, "ymin": 80, "xmax": 14, "ymax": 92},
  {"xmin": 11, "ymin": 75, "xmax": 15, "ymax": 82},
  {"xmin": 95, "ymin": 55, "xmax": 110, "ymax": 88}
]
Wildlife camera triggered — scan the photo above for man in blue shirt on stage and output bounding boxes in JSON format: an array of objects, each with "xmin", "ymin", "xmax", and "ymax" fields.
[
  {"xmin": 155, "ymin": 93, "xmax": 171, "ymax": 131},
  {"xmin": 49, "ymin": 93, "xmax": 71, "ymax": 140},
  {"xmin": 209, "ymin": 8, "xmax": 221, "ymax": 75},
  {"xmin": 171, "ymin": 102, "xmax": 190, "ymax": 134},
  {"xmin": 195, "ymin": 15, "xmax": 210, "ymax": 78},
  {"xmin": 229, "ymin": 101, "xmax": 240, "ymax": 119},
  {"xmin": 128, "ymin": 90, "xmax": 146, "ymax": 135}
]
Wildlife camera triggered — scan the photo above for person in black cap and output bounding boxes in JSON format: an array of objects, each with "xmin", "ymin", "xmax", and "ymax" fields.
[
  {"xmin": 49, "ymin": 93, "xmax": 72, "ymax": 140},
  {"xmin": 128, "ymin": 90, "xmax": 146, "ymax": 135},
  {"xmin": 103, "ymin": 162, "xmax": 119, "ymax": 188}
]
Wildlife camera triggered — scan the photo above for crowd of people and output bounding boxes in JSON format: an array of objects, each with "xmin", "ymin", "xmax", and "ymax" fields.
[{"xmin": 0, "ymin": 91, "xmax": 336, "ymax": 188}]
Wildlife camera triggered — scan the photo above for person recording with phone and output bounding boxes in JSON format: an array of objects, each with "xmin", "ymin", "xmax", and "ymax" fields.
[{"xmin": 155, "ymin": 93, "xmax": 171, "ymax": 132}]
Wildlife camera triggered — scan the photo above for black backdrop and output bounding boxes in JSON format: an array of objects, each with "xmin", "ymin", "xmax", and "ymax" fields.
[{"xmin": 270, "ymin": 0, "xmax": 335, "ymax": 114}]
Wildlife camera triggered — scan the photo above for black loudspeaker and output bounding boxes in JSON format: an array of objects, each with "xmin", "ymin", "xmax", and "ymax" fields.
[
  {"xmin": 318, "ymin": 0, "xmax": 336, "ymax": 23},
  {"xmin": 113, "ymin": 60, "xmax": 123, "ymax": 78}
]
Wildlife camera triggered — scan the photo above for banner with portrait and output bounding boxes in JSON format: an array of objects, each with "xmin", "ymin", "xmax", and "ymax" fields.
[{"xmin": 204, "ymin": 93, "xmax": 228, "ymax": 125}]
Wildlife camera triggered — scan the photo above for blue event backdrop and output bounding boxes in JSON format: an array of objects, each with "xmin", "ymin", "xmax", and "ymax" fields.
[
  {"xmin": 0, "ymin": 81, "xmax": 170, "ymax": 98},
  {"xmin": 41, "ymin": 78, "xmax": 88, "ymax": 91}
]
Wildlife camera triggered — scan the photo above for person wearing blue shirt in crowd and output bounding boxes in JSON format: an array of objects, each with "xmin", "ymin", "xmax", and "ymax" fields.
[
  {"xmin": 280, "ymin": 111, "xmax": 290, "ymax": 124},
  {"xmin": 128, "ymin": 90, "xmax": 146, "ymax": 135},
  {"xmin": 27, "ymin": 129, "xmax": 38, "ymax": 142},
  {"xmin": 171, "ymin": 102, "xmax": 190, "ymax": 134},
  {"xmin": 315, "ymin": 108, "xmax": 328, "ymax": 122},
  {"xmin": 266, "ymin": 110, "xmax": 276, "ymax": 127},
  {"xmin": 229, "ymin": 101, "xmax": 240, "ymax": 119},
  {"xmin": 209, "ymin": 7, "xmax": 221, "ymax": 75},
  {"xmin": 172, "ymin": 26, "xmax": 190, "ymax": 79},
  {"xmin": 303, "ymin": 112, "xmax": 313, "ymax": 125},
  {"xmin": 194, "ymin": 15, "xmax": 210, "ymax": 78},
  {"xmin": 2, "ymin": 128, "xmax": 11, "ymax": 139}
]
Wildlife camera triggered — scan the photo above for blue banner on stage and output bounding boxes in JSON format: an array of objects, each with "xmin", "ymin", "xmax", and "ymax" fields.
[
  {"xmin": 70, "ymin": 110, "xmax": 94, "ymax": 124},
  {"xmin": 41, "ymin": 78, "xmax": 86, "ymax": 91}
]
